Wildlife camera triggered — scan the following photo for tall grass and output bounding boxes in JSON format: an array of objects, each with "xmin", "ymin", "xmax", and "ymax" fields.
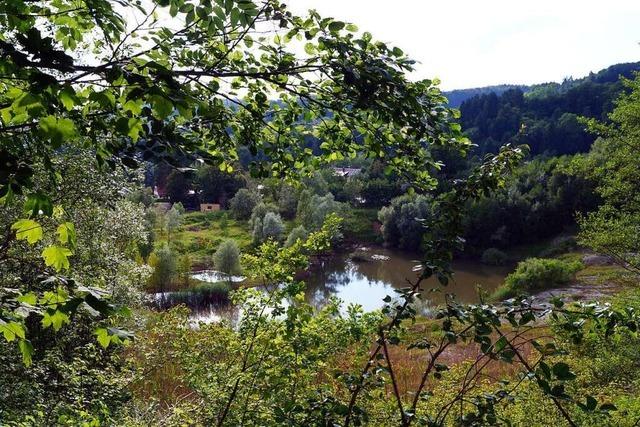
[{"xmin": 153, "ymin": 281, "xmax": 231, "ymax": 310}]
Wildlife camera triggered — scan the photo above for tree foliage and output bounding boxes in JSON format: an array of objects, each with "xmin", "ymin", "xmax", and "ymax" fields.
[
  {"xmin": 213, "ymin": 239, "xmax": 241, "ymax": 278},
  {"xmin": 378, "ymin": 194, "xmax": 432, "ymax": 251},
  {"xmin": 575, "ymin": 75, "xmax": 640, "ymax": 274},
  {"xmin": 230, "ymin": 188, "xmax": 261, "ymax": 220},
  {"xmin": 459, "ymin": 62, "xmax": 640, "ymax": 156}
]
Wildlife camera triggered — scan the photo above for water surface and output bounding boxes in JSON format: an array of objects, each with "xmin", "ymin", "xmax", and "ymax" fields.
[
  {"xmin": 159, "ymin": 246, "xmax": 511, "ymax": 322},
  {"xmin": 303, "ymin": 246, "xmax": 511, "ymax": 312}
]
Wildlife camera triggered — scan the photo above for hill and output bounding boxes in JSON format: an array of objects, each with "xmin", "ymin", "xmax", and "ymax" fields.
[
  {"xmin": 448, "ymin": 62, "xmax": 640, "ymax": 155},
  {"xmin": 445, "ymin": 84, "xmax": 530, "ymax": 108}
]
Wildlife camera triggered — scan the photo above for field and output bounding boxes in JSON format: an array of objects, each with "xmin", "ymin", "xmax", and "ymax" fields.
[{"xmin": 158, "ymin": 208, "xmax": 381, "ymax": 268}]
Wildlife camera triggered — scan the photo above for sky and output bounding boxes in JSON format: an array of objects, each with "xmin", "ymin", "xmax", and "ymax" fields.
[{"xmin": 288, "ymin": 0, "xmax": 640, "ymax": 90}]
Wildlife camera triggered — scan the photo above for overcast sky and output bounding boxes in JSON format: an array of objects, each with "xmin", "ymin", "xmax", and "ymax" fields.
[{"xmin": 288, "ymin": 0, "xmax": 640, "ymax": 90}]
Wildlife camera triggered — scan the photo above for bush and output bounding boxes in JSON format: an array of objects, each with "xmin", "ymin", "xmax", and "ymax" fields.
[
  {"xmin": 492, "ymin": 257, "xmax": 583, "ymax": 300},
  {"xmin": 165, "ymin": 205, "xmax": 182, "ymax": 239},
  {"xmin": 249, "ymin": 202, "xmax": 278, "ymax": 230},
  {"xmin": 252, "ymin": 210, "xmax": 286, "ymax": 244},
  {"xmin": 539, "ymin": 236, "xmax": 579, "ymax": 258},
  {"xmin": 285, "ymin": 225, "xmax": 308, "ymax": 248},
  {"xmin": 172, "ymin": 202, "xmax": 186, "ymax": 214},
  {"xmin": 213, "ymin": 239, "xmax": 241, "ymax": 278},
  {"xmin": 378, "ymin": 194, "xmax": 432, "ymax": 251},
  {"xmin": 481, "ymin": 248, "xmax": 508, "ymax": 266},
  {"xmin": 229, "ymin": 189, "xmax": 260, "ymax": 220},
  {"xmin": 148, "ymin": 243, "xmax": 178, "ymax": 291},
  {"xmin": 263, "ymin": 212, "xmax": 284, "ymax": 240},
  {"xmin": 277, "ymin": 185, "xmax": 299, "ymax": 219},
  {"xmin": 298, "ymin": 192, "xmax": 344, "ymax": 231}
]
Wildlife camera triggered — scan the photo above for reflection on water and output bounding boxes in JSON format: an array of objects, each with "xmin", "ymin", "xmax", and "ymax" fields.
[
  {"xmin": 304, "ymin": 247, "xmax": 511, "ymax": 311},
  {"xmin": 156, "ymin": 246, "xmax": 511, "ymax": 322},
  {"xmin": 192, "ymin": 270, "xmax": 246, "ymax": 283}
]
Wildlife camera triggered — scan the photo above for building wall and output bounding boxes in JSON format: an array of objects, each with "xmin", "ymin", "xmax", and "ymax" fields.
[{"xmin": 200, "ymin": 203, "xmax": 221, "ymax": 212}]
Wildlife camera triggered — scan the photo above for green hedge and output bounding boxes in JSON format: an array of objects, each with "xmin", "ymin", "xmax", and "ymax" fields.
[{"xmin": 492, "ymin": 257, "xmax": 583, "ymax": 300}]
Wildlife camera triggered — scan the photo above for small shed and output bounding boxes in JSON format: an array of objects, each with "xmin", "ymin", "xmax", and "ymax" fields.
[{"xmin": 200, "ymin": 203, "xmax": 221, "ymax": 212}]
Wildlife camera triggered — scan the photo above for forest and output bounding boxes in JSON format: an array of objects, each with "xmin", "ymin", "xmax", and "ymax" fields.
[
  {"xmin": 457, "ymin": 62, "xmax": 640, "ymax": 155},
  {"xmin": 1, "ymin": 1, "xmax": 640, "ymax": 426}
]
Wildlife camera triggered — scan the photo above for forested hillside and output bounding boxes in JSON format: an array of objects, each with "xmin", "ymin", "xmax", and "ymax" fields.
[
  {"xmin": 455, "ymin": 62, "xmax": 640, "ymax": 155},
  {"xmin": 444, "ymin": 84, "xmax": 529, "ymax": 108}
]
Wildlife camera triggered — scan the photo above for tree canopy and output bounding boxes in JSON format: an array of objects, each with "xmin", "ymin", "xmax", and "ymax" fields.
[{"xmin": 0, "ymin": 0, "xmax": 475, "ymax": 362}]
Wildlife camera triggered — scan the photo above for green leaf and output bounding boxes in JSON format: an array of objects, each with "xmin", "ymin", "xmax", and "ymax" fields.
[
  {"xmin": 59, "ymin": 86, "xmax": 77, "ymax": 111},
  {"xmin": 95, "ymin": 327, "xmax": 111, "ymax": 348},
  {"xmin": 0, "ymin": 321, "xmax": 25, "ymax": 342},
  {"xmin": 585, "ymin": 396, "xmax": 597, "ymax": 411},
  {"xmin": 600, "ymin": 403, "xmax": 617, "ymax": 412},
  {"xmin": 116, "ymin": 117, "xmax": 144, "ymax": 141},
  {"xmin": 123, "ymin": 99, "xmax": 143, "ymax": 115},
  {"xmin": 42, "ymin": 309, "xmax": 70, "ymax": 331},
  {"xmin": 17, "ymin": 292, "xmax": 37, "ymax": 305},
  {"xmin": 494, "ymin": 336, "xmax": 508, "ymax": 353},
  {"xmin": 552, "ymin": 362, "xmax": 576, "ymax": 381},
  {"xmin": 11, "ymin": 219, "xmax": 43, "ymax": 244},
  {"xmin": 19, "ymin": 339, "xmax": 33, "ymax": 366},
  {"xmin": 39, "ymin": 115, "xmax": 77, "ymax": 147},
  {"xmin": 56, "ymin": 222, "xmax": 76, "ymax": 247},
  {"xmin": 304, "ymin": 43, "xmax": 316, "ymax": 55},
  {"xmin": 24, "ymin": 192, "xmax": 53, "ymax": 216},
  {"xmin": 149, "ymin": 95, "xmax": 173, "ymax": 119},
  {"xmin": 328, "ymin": 21, "xmax": 345, "ymax": 32},
  {"xmin": 42, "ymin": 245, "xmax": 73, "ymax": 271}
]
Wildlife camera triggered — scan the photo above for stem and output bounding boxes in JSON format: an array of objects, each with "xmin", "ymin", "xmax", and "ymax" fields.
[{"xmin": 380, "ymin": 329, "xmax": 408, "ymax": 426}]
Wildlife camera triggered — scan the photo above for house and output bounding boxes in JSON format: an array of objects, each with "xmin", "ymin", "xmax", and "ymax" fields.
[{"xmin": 200, "ymin": 203, "xmax": 221, "ymax": 212}]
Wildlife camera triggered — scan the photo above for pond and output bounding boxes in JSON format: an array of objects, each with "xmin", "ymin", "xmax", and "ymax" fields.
[{"xmin": 155, "ymin": 246, "xmax": 512, "ymax": 322}]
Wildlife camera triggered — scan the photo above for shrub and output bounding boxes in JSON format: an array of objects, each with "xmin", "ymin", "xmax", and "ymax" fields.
[
  {"xmin": 492, "ymin": 257, "xmax": 583, "ymax": 300},
  {"xmin": 172, "ymin": 202, "xmax": 186, "ymax": 214},
  {"xmin": 148, "ymin": 243, "xmax": 178, "ymax": 291},
  {"xmin": 285, "ymin": 225, "xmax": 308, "ymax": 248},
  {"xmin": 378, "ymin": 194, "xmax": 432, "ymax": 251},
  {"xmin": 213, "ymin": 239, "xmax": 241, "ymax": 278},
  {"xmin": 310, "ymin": 194, "xmax": 343, "ymax": 230},
  {"xmin": 177, "ymin": 254, "xmax": 192, "ymax": 288},
  {"xmin": 251, "ymin": 217, "xmax": 263, "ymax": 244},
  {"xmin": 539, "ymin": 236, "xmax": 578, "ymax": 257},
  {"xmin": 298, "ymin": 192, "xmax": 344, "ymax": 231},
  {"xmin": 262, "ymin": 212, "xmax": 285, "ymax": 241},
  {"xmin": 277, "ymin": 185, "xmax": 299, "ymax": 219},
  {"xmin": 165, "ymin": 205, "xmax": 182, "ymax": 240},
  {"xmin": 249, "ymin": 202, "xmax": 278, "ymax": 230},
  {"xmin": 154, "ymin": 281, "xmax": 231, "ymax": 310},
  {"xmin": 342, "ymin": 177, "xmax": 364, "ymax": 206},
  {"xmin": 229, "ymin": 189, "xmax": 260, "ymax": 220},
  {"xmin": 481, "ymin": 248, "xmax": 508, "ymax": 266}
]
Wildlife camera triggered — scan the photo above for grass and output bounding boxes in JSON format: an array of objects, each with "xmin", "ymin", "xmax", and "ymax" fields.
[
  {"xmin": 160, "ymin": 211, "xmax": 254, "ymax": 267},
  {"xmin": 159, "ymin": 208, "xmax": 380, "ymax": 268}
]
